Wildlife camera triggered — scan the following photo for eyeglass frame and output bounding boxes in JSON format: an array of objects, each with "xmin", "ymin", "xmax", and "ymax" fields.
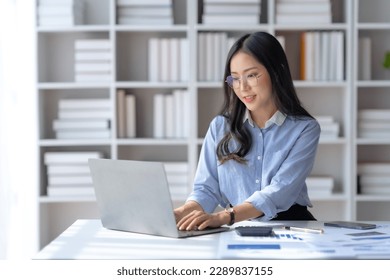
[{"xmin": 225, "ymin": 73, "xmax": 263, "ymax": 89}]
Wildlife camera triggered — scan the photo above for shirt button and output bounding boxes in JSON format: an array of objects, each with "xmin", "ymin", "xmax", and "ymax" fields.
[
  {"xmin": 255, "ymin": 179, "xmax": 260, "ymax": 184},
  {"xmin": 257, "ymin": 155, "xmax": 262, "ymax": 160}
]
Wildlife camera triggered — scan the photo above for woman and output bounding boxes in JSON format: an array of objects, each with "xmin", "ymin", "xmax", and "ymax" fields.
[{"xmin": 175, "ymin": 31, "xmax": 320, "ymax": 231}]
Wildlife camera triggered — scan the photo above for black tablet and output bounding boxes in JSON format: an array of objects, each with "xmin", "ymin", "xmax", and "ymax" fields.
[{"xmin": 324, "ymin": 221, "xmax": 376, "ymax": 230}]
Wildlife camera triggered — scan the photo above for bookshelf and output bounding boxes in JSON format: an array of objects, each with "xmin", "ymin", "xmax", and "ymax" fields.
[
  {"xmin": 353, "ymin": 0, "xmax": 390, "ymax": 220},
  {"xmin": 35, "ymin": 0, "xmax": 390, "ymax": 250}
]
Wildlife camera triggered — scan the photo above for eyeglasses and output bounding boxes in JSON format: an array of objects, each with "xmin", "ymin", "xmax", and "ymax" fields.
[{"xmin": 225, "ymin": 73, "xmax": 262, "ymax": 89}]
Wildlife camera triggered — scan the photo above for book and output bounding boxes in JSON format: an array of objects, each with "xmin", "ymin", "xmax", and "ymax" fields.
[
  {"xmin": 75, "ymin": 62, "xmax": 111, "ymax": 72},
  {"xmin": 38, "ymin": 16, "xmax": 83, "ymax": 26},
  {"xmin": 47, "ymin": 164, "xmax": 90, "ymax": 175},
  {"xmin": 306, "ymin": 176, "xmax": 334, "ymax": 190},
  {"xmin": 165, "ymin": 94, "xmax": 175, "ymax": 138},
  {"xmin": 58, "ymin": 109, "xmax": 111, "ymax": 120},
  {"xmin": 302, "ymin": 32, "xmax": 314, "ymax": 80},
  {"xmin": 117, "ymin": 6, "xmax": 172, "ymax": 17},
  {"xmin": 117, "ymin": 17, "xmax": 173, "ymax": 25},
  {"xmin": 148, "ymin": 38, "xmax": 160, "ymax": 82},
  {"xmin": 320, "ymin": 32, "xmax": 330, "ymax": 81},
  {"xmin": 360, "ymin": 186, "xmax": 390, "ymax": 195},
  {"xmin": 44, "ymin": 151, "xmax": 103, "ymax": 164},
  {"xmin": 276, "ymin": 13, "xmax": 331, "ymax": 24},
  {"xmin": 358, "ymin": 162, "xmax": 390, "ymax": 175},
  {"xmin": 203, "ymin": 0, "xmax": 261, "ymax": 3},
  {"xmin": 358, "ymin": 121, "xmax": 390, "ymax": 130},
  {"xmin": 75, "ymin": 39, "xmax": 111, "ymax": 51},
  {"xmin": 319, "ymin": 122, "xmax": 340, "ymax": 138},
  {"xmin": 53, "ymin": 119, "xmax": 110, "ymax": 130},
  {"xmin": 125, "ymin": 94, "xmax": 136, "ymax": 138},
  {"xmin": 334, "ymin": 31, "xmax": 344, "ymax": 81},
  {"xmin": 315, "ymin": 115, "xmax": 335, "ymax": 124},
  {"xmin": 180, "ymin": 38, "xmax": 189, "ymax": 82},
  {"xmin": 75, "ymin": 51, "xmax": 111, "ymax": 62},
  {"xmin": 360, "ymin": 175, "xmax": 390, "ymax": 186},
  {"xmin": 75, "ymin": 73, "xmax": 112, "ymax": 82},
  {"xmin": 47, "ymin": 186, "xmax": 95, "ymax": 197},
  {"xmin": 276, "ymin": 1, "xmax": 331, "ymax": 14},
  {"xmin": 198, "ymin": 33, "xmax": 206, "ymax": 81},
  {"xmin": 204, "ymin": 3, "xmax": 261, "ymax": 14},
  {"xmin": 358, "ymin": 109, "xmax": 390, "ymax": 121},
  {"xmin": 169, "ymin": 38, "xmax": 180, "ymax": 82},
  {"xmin": 159, "ymin": 38, "xmax": 171, "ymax": 82},
  {"xmin": 358, "ymin": 37, "xmax": 372, "ymax": 80},
  {"xmin": 202, "ymin": 14, "xmax": 259, "ymax": 24},
  {"xmin": 39, "ymin": 0, "xmax": 84, "ymax": 5},
  {"xmin": 55, "ymin": 129, "xmax": 111, "ymax": 139},
  {"xmin": 359, "ymin": 131, "xmax": 390, "ymax": 139},
  {"xmin": 117, "ymin": 0, "xmax": 171, "ymax": 5},
  {"xmin": 173, "ymin": 90, "xmax": 184, "ymax": 138},
  {"xmin": 48, "ymin": 175, "xmax": 92, "ymax": 185},
  {"xmin": 37, "ymin": 4, "xmax": 84, "ymax": 17},
  {"xmin": 58, "ymin": 98, "xmax": 111, "ymax": 110},
  {"xmin": 153, "ymin": 93, "xmax": 165, "ymax": 138},
  {"xmin": 117, "ymin": 89, "xmax": 126, "ymax": 138}
]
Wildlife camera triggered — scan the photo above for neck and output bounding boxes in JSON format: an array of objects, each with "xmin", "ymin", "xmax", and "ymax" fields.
[{"xmin": 250, "ymin": 107, "xmax": 278, "ymax": 128}]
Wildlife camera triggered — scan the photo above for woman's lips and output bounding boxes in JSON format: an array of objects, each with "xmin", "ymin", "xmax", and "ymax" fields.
[{"xmin": 242, "ymin": 95, "xmax": 255, "ymax": 102}]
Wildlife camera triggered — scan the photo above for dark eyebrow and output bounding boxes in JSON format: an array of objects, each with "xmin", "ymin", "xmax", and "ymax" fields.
[{"xmin": 230, "ymin": 66, "xmax": 259, "ymax": 75}]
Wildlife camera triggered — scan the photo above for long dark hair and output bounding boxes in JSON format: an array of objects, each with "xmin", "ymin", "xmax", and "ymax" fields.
[{"xmin": 216, "ymin": 31, "xmax": 313, "ymax": 164}]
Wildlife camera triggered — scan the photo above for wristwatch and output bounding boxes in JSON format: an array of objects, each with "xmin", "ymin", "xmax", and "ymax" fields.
[{"xmin": 225, "ymin": 204, "xmax": 235, "ymax": 226}]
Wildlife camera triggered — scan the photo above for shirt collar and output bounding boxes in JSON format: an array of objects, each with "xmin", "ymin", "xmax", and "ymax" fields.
[{"xmin": 243, "ymin": 109, "xmax": 286, "ymax": 128}]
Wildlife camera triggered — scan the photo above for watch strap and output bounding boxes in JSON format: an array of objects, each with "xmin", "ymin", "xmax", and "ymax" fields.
[{"xmin": 225, "ymin": 204, "xmax": 235, "ymax": 226}]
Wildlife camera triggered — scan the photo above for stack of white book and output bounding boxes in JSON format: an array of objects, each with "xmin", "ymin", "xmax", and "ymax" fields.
[
  {"xmin": 198, "ymin": 32, "xmax": 236, "ymax": 82},
  {"xmin": 53, "ymin": 98, "xmax": 111, "ymax": 139},
  {"xmin": 358, "ymin": 109, "xmax": 390, "ymax": 139},
  {"xmin": 117, "ymin": 89, "xmax": 136, "ymax": 138},
  {"xmin": 202, "ymin": 0, "xmax": 261, "ymax": 25},
  {"xmin": 300, "ymin": 31, "xmax": 344, "ymax": 81},
  {"xmin": 74, "ymin": 39, "xmax": 112, "ymax": 82},
  {"xmin": 306, "ymin": 176, "xmax": 334, "ymax": 197},
  {"xmin": 164, "ymin": 162, "xmax": 189, "ymax": 201},
  {"xmin": 148, "ymin": 37, "xmax": 189, "ymax": 82},
  {"xmin": 316, "ymin": 115, "xmax": 340, "ymax": 140},
  {"xmin": 153, "ymin": 90, "xmax": 189, "ymax": 139},
  {"xmin": 275, "ymin": 0, "xmax": 331, "ymax": 24},
  {"xmin": 358, "ymin": 162, "xmax": 390, "ymax": 195},
  {"xmin": 37, "ymin": 0, "xmax": 84, "ymax": 26},
  {"xmin": 117, "ymin": 0, "xmax": 173, "ymax": 25},
  {"xmin": 44, "ymin": 151, "xmax": 103, "ymax": 197}
]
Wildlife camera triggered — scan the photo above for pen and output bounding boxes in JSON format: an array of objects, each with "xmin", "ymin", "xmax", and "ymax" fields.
[{"xmin": 283, "ymin": 226, "xmax": 324, "ymax": 234}]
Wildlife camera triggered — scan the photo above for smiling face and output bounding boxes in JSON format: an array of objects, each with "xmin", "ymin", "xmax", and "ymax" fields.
[{"xmin": 229, "ymin": 51, "xmax": 277, "ymax": 127}]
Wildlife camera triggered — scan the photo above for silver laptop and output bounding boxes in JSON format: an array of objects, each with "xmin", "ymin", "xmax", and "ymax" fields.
[{"xmin": 88, "ymin": 158, "xmax": 229, "ymax": 238}]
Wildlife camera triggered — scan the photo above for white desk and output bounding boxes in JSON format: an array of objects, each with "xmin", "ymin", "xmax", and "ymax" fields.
[{"xmin": 35, "ymin": 219, "xmax": 390, "ymax": 260}]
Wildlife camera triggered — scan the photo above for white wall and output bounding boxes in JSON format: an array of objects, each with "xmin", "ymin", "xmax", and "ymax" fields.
[{"xmin": 0, "ymin": 0, "xmax": 37, "ymax": 259}]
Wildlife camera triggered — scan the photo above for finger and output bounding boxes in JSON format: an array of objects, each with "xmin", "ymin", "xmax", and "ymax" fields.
[
  {"xmin": 186, "ymin": 214, "xmax": 209, "ymax": 231},
  {"xmin": 177, "ymin": 211, "xmax": 201, "ymax": 230},
  {"xmin": 176, "ymin": 211, "xmax": 193, "ymax": 228}
]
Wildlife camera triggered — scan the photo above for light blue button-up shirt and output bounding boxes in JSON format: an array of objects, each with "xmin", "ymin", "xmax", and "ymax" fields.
[{"xmin": 187, "ymin": 110, "xmax": 321, "ymax": 220}]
